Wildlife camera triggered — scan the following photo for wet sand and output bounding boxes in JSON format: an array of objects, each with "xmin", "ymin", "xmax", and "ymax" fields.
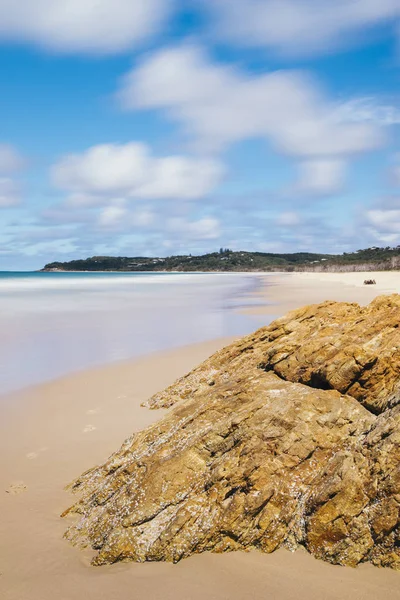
[{"xmin": 1, "ymin": 278, "xmax": 400, "ymax": 600}]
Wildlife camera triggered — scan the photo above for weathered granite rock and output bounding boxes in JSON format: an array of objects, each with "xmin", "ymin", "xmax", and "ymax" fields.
[
  {"xmin": 63, "ymin": 295, "xmax": 400, "ymax": 569},
  {"xmin": 147, "ymin": 294, "xmax": 400, "ymax": 414}
]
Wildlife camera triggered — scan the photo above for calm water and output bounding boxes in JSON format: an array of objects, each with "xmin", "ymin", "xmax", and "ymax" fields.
[{"xmin": 0, "ymin": 271, "xmax": 269, "ymax": 394}]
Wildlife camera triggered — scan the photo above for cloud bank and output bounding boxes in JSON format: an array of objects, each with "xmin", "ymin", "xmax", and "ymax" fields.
[
  {"xmin": 52, "ymin": 142, "xmax": 224, "ymax": 201},
  {"xmin": 207, "ymin": 0, "xmax": 400, "ymax": 56},
  {"xmin": 0, "ymin": 0, "xmax": 171, "ymax": 54},
  {"xmin": 121, "ymin": 45, "xmax": 383, "ymax": 158},
  {"xmin": 120, "ymin": 44, "xmax": 384, "ymax": 195}
]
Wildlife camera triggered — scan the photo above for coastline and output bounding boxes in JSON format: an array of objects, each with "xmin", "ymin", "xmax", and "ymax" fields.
[
  {"xmin": 2, "ymin": 275, "xmax": 400, "ymax": 599},
  {"xmin": 0, "ymin": 271, "xmax": 264, "ymax": 395}
]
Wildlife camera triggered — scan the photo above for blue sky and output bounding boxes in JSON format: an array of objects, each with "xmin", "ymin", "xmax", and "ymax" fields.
[{"xmin": 1, "ymin": 0, "xmax": 400, "ymax": 270}]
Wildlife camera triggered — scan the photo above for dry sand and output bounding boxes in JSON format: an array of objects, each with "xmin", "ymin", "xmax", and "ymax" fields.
[
  {"xmin": 2, "ymin": 276, "xmax": 400, "ymax": 600},
  {"xmin": 245, "ymin": 270, "xmax": 400, "ymax": 317}
]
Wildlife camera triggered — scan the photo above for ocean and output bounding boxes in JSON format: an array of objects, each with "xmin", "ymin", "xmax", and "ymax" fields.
[{"xmin": 0, "ymin": 271, "xmax": 269, "ymax": 394}]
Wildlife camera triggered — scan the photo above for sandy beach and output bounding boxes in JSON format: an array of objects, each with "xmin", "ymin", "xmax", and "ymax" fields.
[
  {"xmin": 245, "ymin": 271, "xmax": 400, "ymax": 317},
  {"xmin": 2, "ymin": 273, "xmax": 400, "ymax": 600}
]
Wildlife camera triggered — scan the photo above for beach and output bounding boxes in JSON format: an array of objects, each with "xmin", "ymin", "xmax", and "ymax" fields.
[
  {"xmin": 245, "ymin": 271, "xmax": 400, "ymax": 316},
  {"xmin": 0, "ymin": 272, "xmax": 264, "ymax": 394},
  {"xmin": 2, "ymin": 271, "xmax": 400, "ymax": 600}
]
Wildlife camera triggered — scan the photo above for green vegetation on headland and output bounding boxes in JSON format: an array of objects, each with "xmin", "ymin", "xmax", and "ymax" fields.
[{"xmin": 41, "ymin": 246, "xmax": 400, "ymax": 273}]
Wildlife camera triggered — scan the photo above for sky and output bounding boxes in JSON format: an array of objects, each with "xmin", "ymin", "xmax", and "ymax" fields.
[{"xmin": 1, "ymin": 0, "xmax": 400, "ymax": 270}]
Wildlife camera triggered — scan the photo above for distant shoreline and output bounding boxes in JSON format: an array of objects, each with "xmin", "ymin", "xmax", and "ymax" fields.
[
  {"xmin": 40, "ymin": 246, "xmax": 400, "ymax": 274},
  {"xmin": 39, "ymin": 269, "xmax": 271, "ymax": 274},
  {"xmin": 40, "ymin": 266, "xmax": 400, "ymax": 276}
]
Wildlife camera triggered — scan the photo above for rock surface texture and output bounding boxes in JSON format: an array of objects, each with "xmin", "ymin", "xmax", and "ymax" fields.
[{"xmin": 63, "ymin": 295, "xmax": 400, "ymax": 568}]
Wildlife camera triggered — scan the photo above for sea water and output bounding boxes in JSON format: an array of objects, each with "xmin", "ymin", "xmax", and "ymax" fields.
[{"xmin": 0, "ymin": 271, "xmax": 269, "ymax": 394}]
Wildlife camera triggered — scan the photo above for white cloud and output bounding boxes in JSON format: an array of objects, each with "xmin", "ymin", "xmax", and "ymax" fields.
[
  {"xmin": 366, "ymin": 207, "xmax": 400, "ymax": 234},
  {"xmin": 0, "ymin": 0, "xmax": 399, "ymax": 58},
  {"xmin": 0, "ymin": 0, "xmax": 171, "ymax": 54},
  {"xmin": 53, "ymin": 143, "xmax": 149, "ymax": 194},
  {"xmin": 362, "ymin": 197, "xmax": 400, "ymax": 245},
  {"xmin": 167, "ymin": 216, "xmax": 221, "ymax": 240},
  {"xmin": 20, "ymin": 237, "xmax": 79, "ymax": 257},
  {"xmin": 0, "ymin": 178, "xmax": 20, "ymax": 207},
  {"xmin": 334, "ymin": 97, "xmax": 400, "ymax": 126},
  {"xmin": 120, "ymin": 45, "xmax": 384, "ymax": 158},
  {"xmin": 189, "ymin": 217, "xmax": 221, "ymax": 240},
  {"xmin": 64, "ymin": 192, "xmax": 105, "ymax": 208},
  {"xmin": 206, "ymin": 0, "xmax": 400, "ymax": 57},
  {"xmin": 276, "ymin": 212, "xmax": 301, "ymax": 227},
  {"xmin": 97, "ymin": 203, "xmax": 128, "ymax": 228},
  {"xmin": 296, "ymin": 159, "xmax": 346, "ymax": 195},
  {"xmin": 52, "ymin": 142, "xmax": 224, "ymax": 200},
  {"xmin": 0, "ymin": 144, "xmax": 25, "ymax": 173},
  {"xmin": 134, "ymin": 208, "xmax": 155, "ymax": 227},
  {"xmin": 238, "ymin": 211, "xmax": 355, "ymax": 254},
  {"xmin": 97, "ymin": 200, "xmax": 155, "ymax": 229}
]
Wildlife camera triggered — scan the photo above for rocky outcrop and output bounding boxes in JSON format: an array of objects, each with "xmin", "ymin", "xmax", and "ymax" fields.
[
  {"xmin": 147, "ymin": 295, "xmax": 400, "ymax": 415},
  {"xmin": 63, "ymin": 295, "xmax": 400, "ymax": 569}
]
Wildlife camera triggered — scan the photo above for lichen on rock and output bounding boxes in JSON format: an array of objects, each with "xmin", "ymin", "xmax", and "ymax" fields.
[{"xmin": 63, "ymin": 295, "xmax": 400, "ymax": 569}]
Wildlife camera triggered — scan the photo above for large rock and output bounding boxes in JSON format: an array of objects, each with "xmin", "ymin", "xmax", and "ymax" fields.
[
  {"xmin": 147, "ymin": 295, "xmax": 400, "ymax": 415},
  {"xmin": 63, "ymin": 295, "xmax": 400, "ymax": 568}
]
